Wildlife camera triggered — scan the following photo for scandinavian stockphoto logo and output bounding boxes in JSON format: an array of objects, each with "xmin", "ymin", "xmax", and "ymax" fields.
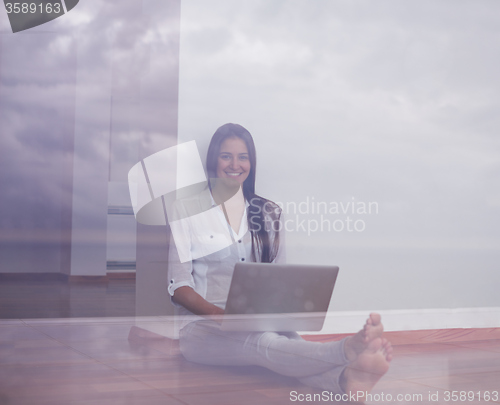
[
  {"xmin": 128, "ymin": 141, "xmax": 379, "ymax": 262},
  {"xmin": 128, "ymin": 141, "xmax": 241, "ymax": 263},
  {"xmin": 4, "ymin": 0, "xmax": 79, "ymax": 33}
]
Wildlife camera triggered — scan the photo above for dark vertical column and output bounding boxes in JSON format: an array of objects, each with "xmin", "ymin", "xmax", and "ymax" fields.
[
  {"xmin": 0, "ymin": 32, "xmax": 76, "ymax": 275},
  {"xmin": 135, "ymin": 0, "xmax": 181, "ymax": 316}
]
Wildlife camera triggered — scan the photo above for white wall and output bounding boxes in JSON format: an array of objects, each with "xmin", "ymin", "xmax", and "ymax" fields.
[{"xmin": 177, "ymin": 0, "xmax": 500, "ymax": 314}]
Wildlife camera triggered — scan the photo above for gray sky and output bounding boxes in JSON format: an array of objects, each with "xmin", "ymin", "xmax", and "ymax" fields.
[
  {"xmin": 176, "ymin": 1, "xmax": 500, "ymax": 310},
  {"xmin": 178, "ymin": 0, "xmax": 500, "ymax": 251},
  {"xmin": 0, "ymin": 0, "xmax": 178, "ymax": 230},
  {"xmin": 1, "ymin": 0, "xmax": 498, "ymax": 308}
]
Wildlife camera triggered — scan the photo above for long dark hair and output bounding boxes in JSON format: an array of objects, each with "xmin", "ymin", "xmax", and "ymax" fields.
[{"xmin": 206, "ymin": 123, "xmax": 280, "ymax": 263}]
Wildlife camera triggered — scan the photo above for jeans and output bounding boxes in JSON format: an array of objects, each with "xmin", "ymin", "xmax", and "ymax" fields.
[{"xmin": 179, "ymin": 320, "xmax": 350, "ymax": 393}]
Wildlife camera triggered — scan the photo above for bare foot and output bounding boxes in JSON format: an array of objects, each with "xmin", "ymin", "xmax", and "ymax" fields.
[
  {"xmin": 344, "ymin": 313, "xmax": 384, "ymax": 361},
  {"xmin": 340, "ymin": 337, "xmax": 392, "ymax": 401}
]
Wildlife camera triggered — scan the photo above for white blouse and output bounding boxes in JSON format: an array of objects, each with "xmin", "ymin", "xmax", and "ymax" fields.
[{"xmin": 167, "ymin": 188, "xmax": 285, "ymax": 328}]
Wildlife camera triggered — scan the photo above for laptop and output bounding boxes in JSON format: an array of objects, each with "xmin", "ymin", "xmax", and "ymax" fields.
[{"xmin": 221, "ymin": 262, "xmax": 339, "ymax": 332}]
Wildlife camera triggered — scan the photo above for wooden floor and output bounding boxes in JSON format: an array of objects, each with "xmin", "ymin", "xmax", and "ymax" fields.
[{"xmin": 1, "ymin": 318, "xmax": 499, "ymax": 405}]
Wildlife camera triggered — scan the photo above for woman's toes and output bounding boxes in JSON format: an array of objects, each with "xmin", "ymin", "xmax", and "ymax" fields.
[{"xmin": 370, "ymin": 313, "xmax": 381, "ymax": 325}]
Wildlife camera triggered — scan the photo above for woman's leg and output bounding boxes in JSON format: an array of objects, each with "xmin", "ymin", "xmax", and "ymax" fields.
[
  {"xmin": 179, "ymin": 320, "xmax": 349, "ymax": 380},
  {"xmin": 180, "ymin": 314, "xmax": 391, "ymax": 395}
]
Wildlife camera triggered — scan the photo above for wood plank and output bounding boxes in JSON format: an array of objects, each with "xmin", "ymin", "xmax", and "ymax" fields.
[{"xmin": 2, "ymin": 321, "xmax": 499, "ymax": 405}]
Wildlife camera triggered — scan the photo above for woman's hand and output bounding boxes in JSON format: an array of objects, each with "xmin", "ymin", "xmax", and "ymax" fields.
[{"xmin": 172, "ymin": 286, "xmax": 225, "ymax": 324}]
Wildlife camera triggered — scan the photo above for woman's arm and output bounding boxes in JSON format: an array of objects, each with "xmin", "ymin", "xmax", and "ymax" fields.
[{"xmin": 172, "ymin": 286, "xmax": 225, "ymax": 322}]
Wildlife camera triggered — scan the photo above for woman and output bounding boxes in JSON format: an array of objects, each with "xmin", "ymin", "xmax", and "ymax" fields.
[{"xmin": 167, "ymin": 123, "xmax": 392, "ymax": 396}]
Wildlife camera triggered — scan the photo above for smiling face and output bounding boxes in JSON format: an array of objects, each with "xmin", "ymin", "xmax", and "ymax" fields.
[{"xmin": 216, "ymin": 137, "xmax": 251, "ymax": 185}]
